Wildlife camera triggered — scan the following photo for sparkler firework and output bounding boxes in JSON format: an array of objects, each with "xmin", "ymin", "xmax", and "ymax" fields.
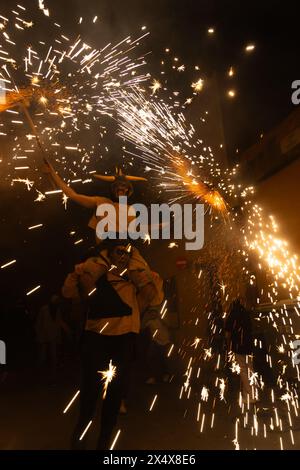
[
  {"xmin": 0, "ymin": 1, "xmax": 150, "ymax": 191},
  {"xmin": 106, "ymin": 67, "xmax": 300, "ymax": 450},
  {"xmin": 1, "ymin": 1, "xmax": 300, "ymax": 453},
  {"xmin": 99, "ymin": 360, "xmax": 117, "ymax": 399}
]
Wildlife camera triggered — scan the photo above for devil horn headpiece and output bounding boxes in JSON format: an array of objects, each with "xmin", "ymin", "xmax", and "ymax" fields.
[{"xmin": 94, "ymin": 167, "xmax": 147, "ymax": 182}]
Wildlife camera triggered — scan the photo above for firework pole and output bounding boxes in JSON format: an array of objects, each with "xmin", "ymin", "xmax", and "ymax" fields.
[
  {"xmin": 19, "ymin": 100, "xmax": 46, "ymax": 159},
  {"xmin": 6, "ymin": 74, "xmax": 57, "ymax": 187},
  {"xmin": 18, "ymin": 99, "xmax": 56, "ymax": 188}
]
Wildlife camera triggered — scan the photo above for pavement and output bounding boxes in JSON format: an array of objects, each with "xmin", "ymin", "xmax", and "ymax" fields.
[{"xmin": 1, "ymin": 356, "xmax": 300, "ymax": 451}]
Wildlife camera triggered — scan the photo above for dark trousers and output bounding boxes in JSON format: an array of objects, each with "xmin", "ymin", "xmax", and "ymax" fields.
[{"xmin": 72, "ymin": 330, "xmax": 136, "ymax": 449}]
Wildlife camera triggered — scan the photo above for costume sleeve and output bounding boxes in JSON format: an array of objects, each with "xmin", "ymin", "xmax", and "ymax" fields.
[
  {"xmin": 81, "ymin": 257, "xmax": 108, "ymax": 280},
  {"xmin": 128, "ymin": 246, "xmax": 149, "ymax": 271},
  {"xmin": 62, "ymin": 258, "xmax": 107, "ymax": 299}
]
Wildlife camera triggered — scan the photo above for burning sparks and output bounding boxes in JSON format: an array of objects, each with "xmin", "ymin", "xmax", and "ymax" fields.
[
  {"xmin": 227, "ymin": 89, "xmax": 236, "ymax": 98},
  {"xmin": 26, "ymin": 284, "xmax": 41, "ymax": 295},
  {"xmin": 63, "ymin": 390, "xmax": 80, "ymax": 414},
  {"xmin": 39, "ymin": 95, "xmax": 48, "ymax": 105},
  {"xmin": 79, "ymin": 420, "xmax": 92, "ymax": 441},
  {"xmin": 218, "ymin": 378, "xmax": 226, "ymax": 401},
  {"xmin": 243, "ymin": 205, "xmax": 300, "ymax": 298},
  {"xmin": 204, "ymin": 348, "xmax": 212, "ymax": 360},
  {"xmin": 201, "ymin": 386, "xmax": 209, "ymax": 402},
  {"xmin": 1, "ymin": 259, "xmax": 17, "ymax": 269},
  {"xmin": 191, "ymin": 337, "xmax": 201, "ymax": 349},
  {"xmin": 149, "ymin": 394, "xmax": 158, "ymax": 411},
  {"xmin": 191, "ymin": 78, "xmax": 204, "ymax": 93},
  {"xmin": 1, "ymin": 1, "xmax": 150, "ymax": 197},
  {"xmin": 62, "ymin": 193, "xmax": 68, "ymax": 209},
  {"xmin": 110, "ymin": 429, "xmax": 121, "ymax": 450},
  {"xmin": 150, "ymin": 79, "xmax": 162, "ymax": 95},
  {"xmin": 143, "ymin": 233, "xmax": 151, "ymax": 245},
  {"xmin": 245, "ymin": 44, "xmax": 255, "ymax": 52},
  {"xmin": 233, "ymin": 419, "xmax": 240, "ymax": 450},
  {"xmin": 38, "ymin": 0, "xmax": 50, "ymax": 17},
  {"xmin": 98, "ymin": 360, "xmax": 117, "ymax": 399},
  {"xmin": 168, "ymin": 242, "xmax": 178, "ymax": 248},
  {"xmin": 12, "ymin": 178, "xmax": 34, "ymax": 190},
  {"xmin": 1, "ymin": 2, "xmax": 300, "ymax": 453},
  {"xmin": 28, "ymin": 223, "xmax": 43, "ymax": 230},
  {"xmin": 34, "ymin": 190, "xmax": 46, "ymax": 202}
]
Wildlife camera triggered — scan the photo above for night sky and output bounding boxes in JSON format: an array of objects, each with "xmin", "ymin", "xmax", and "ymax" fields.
[{"xmin": 50, "ymin": 0, "xmax": 300, "ymax": 157}]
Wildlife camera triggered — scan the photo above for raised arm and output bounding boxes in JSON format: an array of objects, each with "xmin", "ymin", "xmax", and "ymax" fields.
[
  {"xmin": 62, "ymin": 260, "xmax": 107, "ymax": 299},
  {"xmin": 43, "ymin": 160, "xmax": 99, "ymax": 209}
]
